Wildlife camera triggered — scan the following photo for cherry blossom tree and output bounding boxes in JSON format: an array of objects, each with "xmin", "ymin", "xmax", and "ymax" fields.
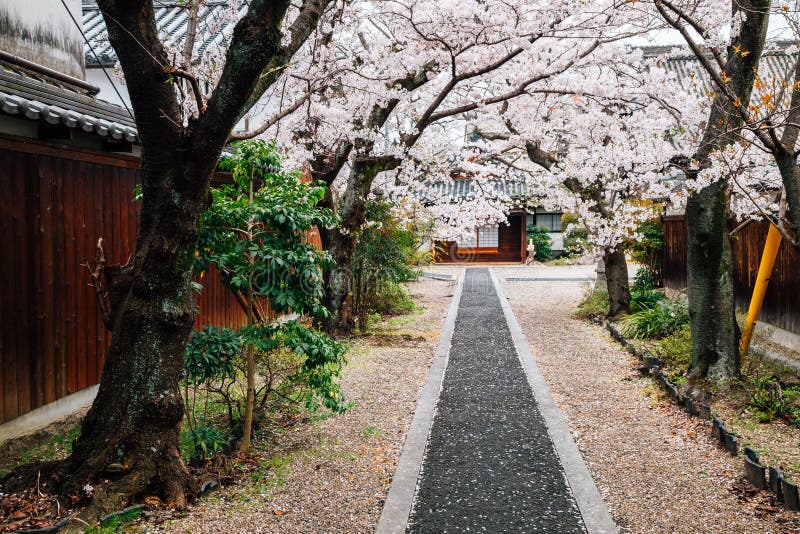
[
  {"xmin": 242, "ymin": 0, "xmax": 654, "ymax": 332},
  {"xmin": 646, "ymin": 0, "xmax": 772, "ymax": 381},
  {"xmin": 3, "ymin": 0, "xmax": 341, "ymax": 520}
]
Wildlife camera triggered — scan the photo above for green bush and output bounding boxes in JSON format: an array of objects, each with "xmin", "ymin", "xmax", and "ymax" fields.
[
  {"xmin": 627, "ymin": 219, "xmax": 663, "ymax": 287},
  {"xmin": 619, "ymin": 299, "xmax": 689, "ymax": 339},
  {"xmin": 630, "ymin": 290, "xmax": 666, "ymax": 312},
  {"xmin": 749, "ymin": 376, "xmax": 800, "ymax": 425},
  {"xmin": 561, "ymin": 213, "xmax": 588, "ymax": 255},
  {"xmin": 352, "ymin": 199, "xmax": 426, "ymax": 330},
  {"xmin": 632, "ymin": 268, "xmax": 654, "ymax": 292},
  {"xmin": 526, "ymin": 225, "xmax": 553, "ymax": 260},
  {"xmin": 576, "ymin": 288, "xmax": 609, "ymax": 318},
  {"xmin": 653, "ymin": 323, "xmax": 692, "ymax": 368}
]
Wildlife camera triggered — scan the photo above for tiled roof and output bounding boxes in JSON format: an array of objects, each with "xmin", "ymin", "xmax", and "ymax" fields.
[
  {"xmin": 82, "ymin": 0, "xmax": 245, "ymax": 67},
  {"xmin": 420, "ymin": 177, "xmax": 531, "ymax": 202},
  {"xmin": 647, "ymin": 46, "xmax": 796, "ymax": 93},
  {"xmin": 0, "ymin": 63, "xmax": 138, "ymax": 143}
]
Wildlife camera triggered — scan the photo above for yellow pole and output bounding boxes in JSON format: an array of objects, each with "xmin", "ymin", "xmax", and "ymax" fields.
[{"xmin": 739, "ymin": 223, "xmax": 783, "ymax": 357}]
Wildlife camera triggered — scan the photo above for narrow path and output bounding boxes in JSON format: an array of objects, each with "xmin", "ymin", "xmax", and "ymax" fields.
[{"xmin": 405, "ymin": 268, "xmax": 586, "ymax": 533}]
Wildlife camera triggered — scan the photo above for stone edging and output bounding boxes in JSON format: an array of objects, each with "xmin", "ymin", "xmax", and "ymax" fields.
[
  {"xmin": 591, "ymin": 316, "xmax": 800, "ymax": 512},
  {"xmin": 494, "ymin": 271, "xmax": 619, "ymax": 534},
  {"xmin": 375, "ymin": 268, "xmax": 465, "ymax": 534}
]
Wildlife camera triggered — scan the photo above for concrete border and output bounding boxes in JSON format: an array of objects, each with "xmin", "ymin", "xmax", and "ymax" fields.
[
  {"xmin": 0, "ymin": 385, "xmax": 97, "ymax": 444},
  {"xmin": 376, "ymin": 268, "xmax": 465, "ymax": 534},
  {"xmin": 490, "ymin": 269, "xmax": 618, "ymax": 534}
]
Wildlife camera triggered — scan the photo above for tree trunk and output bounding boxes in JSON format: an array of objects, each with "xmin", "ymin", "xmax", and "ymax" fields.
[
  {"xmin": 685, "ymin": 180, "xmax": 740, "ymax": 381},
  {"xmin": 604, "ymin": 247, "xmax": 630, "ymax": 317},
  {"xmin": 319, "ymin": 226, "xmax": 357, "ymax": 334},
  {"xmin": 48, "ymin": 154, "xmax": 211, "ymax": 518},
  {"xmin": 319, "ymin": 159, "xmax": 384, "ymax": 335}
]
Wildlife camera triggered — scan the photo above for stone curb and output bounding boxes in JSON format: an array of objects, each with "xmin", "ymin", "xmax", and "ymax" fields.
[
  {"xmin": 375, "ymin": 268, "xmax": 465, "ymax": 534},
  {"xmin": 493, "ymin": 270, "xmax": 619, "ymax": 534},
  {"xmin": 595, "ymin": 317, "xmax": 800, "ymax": 512}
]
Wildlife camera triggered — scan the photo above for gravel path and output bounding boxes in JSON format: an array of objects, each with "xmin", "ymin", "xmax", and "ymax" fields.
[
  {"xmin": 146, "ymin": 277, "xmax": 453, "ymax": 534},
  {"xmin": 408, "ymin": 268, "xmax": 584, "ymax": 533},
  {"xmin": 499, "ymin": 266, "xmax": 800, "ymax": 534}
]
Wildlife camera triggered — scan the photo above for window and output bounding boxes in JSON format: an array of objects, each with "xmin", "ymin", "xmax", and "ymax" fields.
[
  {"xmin": 478, "ymin": 225, "xmax": 499, "ymax": 247},
  {"xmin": 456, "ymin": 231, "xmax": 477, "ymax": 248},
  {"xmin": 456, "ymin": 225, "xmax": 499, "ymax": 248},
  {"xmin": 535, "ymin": 213, "xmax": 561, "ymax": 232}
]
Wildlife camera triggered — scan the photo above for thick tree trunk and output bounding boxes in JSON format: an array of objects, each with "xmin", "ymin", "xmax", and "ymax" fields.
[
  {"xmin": 47, "ymin": 153, "xmax": 212, "ymax": 518},
  {"xmin": 319, "ymin": 159, "xmax": 384, "ymax": 335},
  {"xmin": 604, "ymin": 247, "xmax": 630, "ymax": 317},
  {"xmin": 319, "ymin": 226, "xmax": 357, "ymax": 334},
  {"xmin": 675, "ymin": 0, "xmax": 769, "ymax": 382},
  {"xmin": 685, "ymin": 180, "xmax": 740, "ymax": 381}
]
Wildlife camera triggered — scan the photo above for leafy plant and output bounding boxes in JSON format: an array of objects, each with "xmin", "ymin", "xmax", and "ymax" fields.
[
  {"xmin": 630, "ymin": 289, "xmax": 666, "ymax": 312},
  {"xmin": 749, "ymin": 376, "xmax": 800, "ymax": 425},
  {"xmin": 653, "ymin": 323, "xmax": 692, "ymax": 368},
  {"xmin": 184, "ymin": 139, "xmax": 348, "ymax": 455},
  {"xmin": 351, "ymin": 199, "xmax": 426, "ymax": 330},
  {"xmin": 576, "ymin": 288, "xmax": 609, "ymax": 318},
  {"xmin": 632, "ymin": 268, "xmax": 654, "ymax": 292},
  {"xmin": 561, "ymin": 212, "xmax": 588, "ymax": 255},
  {"xmin": 619, "ymin": 299, "xmax": 688, "ymax": 339},
  {"xmin": 627, "ymin": 218, "xmax": 663, "ymax": 287},
  {"xmin": 526, "ymin": 225, "xmax": 553, "ymax": 260}
]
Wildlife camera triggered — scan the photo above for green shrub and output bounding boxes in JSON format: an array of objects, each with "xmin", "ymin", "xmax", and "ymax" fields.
[
  {"xmin": 619, "ymin": 299, "xmax": 688, "ymax": 339},
  {"xmin": 561, "ymin": 213, "xmax": 588, "ymax": 255},
  {"xmin": 630, "ymin": 289, "xmax": 666, "ymax": 312},
  {"xmin": 632, "ymin": 268, "xmax": 654, "ymax": 292},
  {"xmin": 653, "ymin": 323, "xmax": 692, "ymax": 368},
  {"xmin": 576, "ymin": 288, "xmax": 609, "ymax": 318},
  {"xmin": 526, "ymin": 225, "xmax": 553, "ymax": 260},
  {"xmin": 352, "ymin": 199, "xmax": 426, "ymax": 330},
  {"xmin": 627, "ymin": 219, "xmax": 664, "ymax": 287},
  {"xmin": 749, "ymin": 376, "xmax": 800, "ymax": 425}
]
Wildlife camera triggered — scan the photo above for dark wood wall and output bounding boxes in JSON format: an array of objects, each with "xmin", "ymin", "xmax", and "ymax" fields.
[
  {"xmin": 0, "ymin": 137, "xmax": 248, "ymax": 424},
  {"xmin": 663, "ymin": 215, "xmax": 800, "ymax": 335},
  {"xmin": 434, "ymin": 214, "xmax": 525, "ymax": 263}
]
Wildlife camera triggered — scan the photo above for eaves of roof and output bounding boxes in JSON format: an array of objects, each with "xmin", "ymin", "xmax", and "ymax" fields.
[{"xmin": 0, "ymin": 64, "xmax": 139, "ymax": 143}]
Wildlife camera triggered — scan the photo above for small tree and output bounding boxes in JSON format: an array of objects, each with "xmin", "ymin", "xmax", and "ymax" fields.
[
  {"xmin": 561, "ymin": 213, "xmax": 588, "ymax": 256},
  {"xmin": 627, "ymin": 218, "xmax": 664, "ymax": 288},
  {"xmin": 527, "ymin": 225, "xmax": 553, "ymax": 261},
  {"xmin": 195, "ymin": 140, "xmax": 346, "ymax": 453},
  {"xmin": 351, "ymin": 199, "xmax": 420, "ymax": 330}
]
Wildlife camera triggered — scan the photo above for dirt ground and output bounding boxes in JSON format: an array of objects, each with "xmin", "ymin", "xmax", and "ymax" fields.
[
  {"xmin": 498, "ymin": 264, "xmax": 800, "ymax": 534},
  {"xmin": 141, "ymin": 274, "xmax": 454, "ymax": 533}
]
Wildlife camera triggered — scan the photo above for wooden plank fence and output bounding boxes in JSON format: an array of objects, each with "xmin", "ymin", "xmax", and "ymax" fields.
[
  {"xmin": 0, "ymin": 137, "xmax": 290, "ymax": 424},
  {"xmin": 663, "ymin": 215, "xmax": 800, "ymax": 336}
]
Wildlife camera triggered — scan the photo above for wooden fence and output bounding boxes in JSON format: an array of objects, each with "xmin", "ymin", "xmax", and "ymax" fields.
[
  {"xmin": 663, "ymin": 215, "xmax": 800, "ymax": 336},
  {"xmin": 0, "ymin": 137, "xmax": 262, "ymax": 424}
]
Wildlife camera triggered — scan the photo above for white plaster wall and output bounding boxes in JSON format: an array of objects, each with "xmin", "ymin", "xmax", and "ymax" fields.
[{"xmin": 0, "ymin": 0, "xmax": 84, "ymax": 79}]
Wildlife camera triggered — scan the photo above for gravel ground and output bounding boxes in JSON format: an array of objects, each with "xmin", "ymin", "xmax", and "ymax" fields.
[
  {"xmin": 498, "ymin": 265, "xmax": 800, "ymax": 534},
  {"xmin": 144, "ymin": 277, "xmax": 454, "ymax": 534},
  {"xmin": 409, "ymin": 268, "xmax": 583, "ymax": 533}
]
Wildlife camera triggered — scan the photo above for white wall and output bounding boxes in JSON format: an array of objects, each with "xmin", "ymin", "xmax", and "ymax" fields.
[
  {"xmin": 0, "ymin": 0, "xmax": 84, "ymax": 79},
  {"xmin": 86, "ymin": 67, "xmax": 131, "ymax": 107}
]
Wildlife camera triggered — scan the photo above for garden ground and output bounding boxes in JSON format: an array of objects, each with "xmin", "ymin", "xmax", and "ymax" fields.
[
  {"xmin": 2, "ymin": 265, "xmax": 800, "ymax": 533},
  {"xmin": 499, "ymin": 264, "xmax": 800, "ymax": 533}
]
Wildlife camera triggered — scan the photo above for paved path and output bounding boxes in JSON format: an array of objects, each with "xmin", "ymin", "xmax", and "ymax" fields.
[{"xmin": 405, "ymin": 268, "xmax": 587, "ymax": 533}]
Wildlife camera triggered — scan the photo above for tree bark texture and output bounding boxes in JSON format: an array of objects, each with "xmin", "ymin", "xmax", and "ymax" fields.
[
  {"xmin": 683, "ymin": 0, "xmax": 769, "ymax": 382},
  {"xmin": 604, "ymin": 247, "xmax": 630, "ymax": 318}
]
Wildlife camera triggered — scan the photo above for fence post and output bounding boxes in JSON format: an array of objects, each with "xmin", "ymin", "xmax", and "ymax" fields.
[{"xmin": 740, "ymin": 224, "xmax": 782, "ymax": 358}]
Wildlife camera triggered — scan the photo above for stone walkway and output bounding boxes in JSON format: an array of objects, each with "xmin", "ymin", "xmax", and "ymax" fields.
[{"xmin": 381, "ymin": 267, "xmax": 614, "ymax": 533}]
